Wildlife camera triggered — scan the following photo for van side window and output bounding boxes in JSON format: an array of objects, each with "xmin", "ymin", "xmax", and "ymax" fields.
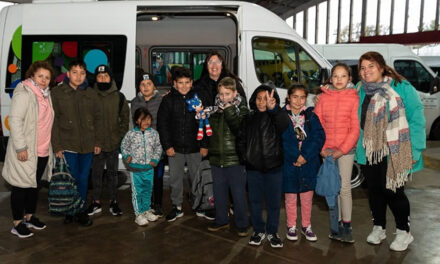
[
  {"xmin": 150, "ymin": 50, "xmax": 225, "ymax": 86},
  {"xmin": 252, "ymin": 37, "xmax": 323, "ymax": 92},
  {"xmin": 5, "ymin": 44, "xmax": 22, "ymax": 93},
  {"xmin": 394, "ymin": 60, "xmax": 431, "ymax": 93},
  {"xmin": 17, "ymin": 35, "xmax": 127, "ymax": 89}
]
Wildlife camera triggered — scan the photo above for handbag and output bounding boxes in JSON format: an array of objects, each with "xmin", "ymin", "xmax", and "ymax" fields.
[
  {"xmin": 48, "ymin": 157, "xmax": 83, "ymax": 215},
  {"xmin": 315, "ymin": 156, "xmax": 341, "ymax": 207}
]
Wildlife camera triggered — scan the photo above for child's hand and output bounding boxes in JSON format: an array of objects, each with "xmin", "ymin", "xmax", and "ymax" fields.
[
  {"xmin": 266, "ymin": 89, "xmax": 276, "ymax": 110},
  {"xmin": 293, "ymin": 155, "xmax": 307, "ymax": 166},
  {"xmin": 331, "ymin": 150, "xmax": 343, "ymax": 160},
  {"xmin": 166, "ymin": 147, "xmax": 176, "ymax": 157},
  {"xmin": 195, "ymin": 105, "xmax": 204, "ymax": 114},
  {"xmin": 126, "ymin": 156, "xmax": 132, "ymax": 163},
  {"xmin": 320, "ymin": 149, "xmax": 331, "ymax": 157},
  {"xmin": 149, "ymin": 161, "xmax": 157, "ymax": 167}
]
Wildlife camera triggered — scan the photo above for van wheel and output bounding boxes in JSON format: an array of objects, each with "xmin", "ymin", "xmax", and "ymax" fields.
[
  {"xmin": 429, "ymin": 118, "xmax": 440, "ymax": 140},
  {"xmin": 351, "ymin": 162, "xmax": 364, "ymax": 189}
]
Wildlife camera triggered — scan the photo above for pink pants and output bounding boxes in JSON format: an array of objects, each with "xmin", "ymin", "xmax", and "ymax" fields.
[{"xmin": 285, "ymin": 191, "xmax": 314, "ymax": 228}]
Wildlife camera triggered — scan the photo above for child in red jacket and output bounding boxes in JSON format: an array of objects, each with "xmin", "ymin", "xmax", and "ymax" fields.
[{"xmin": 314, "ymin": 63, "xmax": 360, "ymax": 243}]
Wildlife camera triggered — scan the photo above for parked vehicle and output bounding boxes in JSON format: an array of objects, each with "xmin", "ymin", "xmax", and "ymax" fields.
[{"xmin": 314, "ymin": 43, "xmax": 440, "ymax": 140}]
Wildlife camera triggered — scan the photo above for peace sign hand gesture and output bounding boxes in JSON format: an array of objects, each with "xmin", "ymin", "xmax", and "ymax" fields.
[{"xmin": 266, "ymin": 89, "xmax": 276, "ymax": 110}]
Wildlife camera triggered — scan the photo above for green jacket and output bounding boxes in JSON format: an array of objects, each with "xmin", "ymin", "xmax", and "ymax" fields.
[
  {"xmin": 208, "ymin": 98, "xmax": 249, "ymax": 167},
  {"xmin": 355, "ymin": 80, "xmax": 426, "ymax": 172},
  {"xmin": 93, "ymin": 81, "xmax": 129, "ymax": 152},
  {"xmin": 51, "ymin": 82, "xmax": 104, "ymax": 154}
]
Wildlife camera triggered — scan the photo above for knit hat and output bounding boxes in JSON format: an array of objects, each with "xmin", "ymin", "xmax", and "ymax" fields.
[
  {"xmin": 94, "ymin": 64, "xmax": 113, "ymax": 82},
  {"xmin": 136, "ymin": 72, "xmax": 155, "ymax": 88}
]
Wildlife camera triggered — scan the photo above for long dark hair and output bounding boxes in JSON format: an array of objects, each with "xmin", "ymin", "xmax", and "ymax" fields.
[
  {"xmin": 285, "ymin": 84, "xmax": 308, "ymax": 106},
  {"xmin": 358, "ymin": 51, "xmax": 404, "ymax": 83},
  {"xmin": 133, "ymin": 107, "xmax": 152, "ymax": 127},
  {"xmin": 200, "ymin": 51, "xmax": 242, "ymax": 83}
]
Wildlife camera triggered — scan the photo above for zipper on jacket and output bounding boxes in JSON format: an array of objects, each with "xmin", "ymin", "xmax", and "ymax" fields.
[
  {"xmin": 76, "ymin": 91, "xmax": 84, "ymax": 153},
  {"xmin": 143, "ymin": 131, "xmax": 147, "ymax": 164},
  {"xmin": 220, "ymin": 113, "xmax": 224, "ymax": 166}
]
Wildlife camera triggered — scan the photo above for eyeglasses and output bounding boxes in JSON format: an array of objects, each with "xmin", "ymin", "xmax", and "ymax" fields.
[{"xmin": 208, "ymin": 60, "xmax": 222, "ymax": 65}]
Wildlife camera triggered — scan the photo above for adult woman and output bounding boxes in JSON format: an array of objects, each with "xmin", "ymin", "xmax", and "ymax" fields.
[
  {"xmin": 194, "ymin": 51, "xmax": 246, "ymax": 106},
  {"xmin": 355, "ymin": 52, "xmax": 425, "ymax": 251},
  {"xmin": 3, "ymin": 61, "xmax": 55, "ymax": 238}
]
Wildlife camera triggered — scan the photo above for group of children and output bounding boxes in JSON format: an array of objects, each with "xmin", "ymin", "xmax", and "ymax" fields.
[{"xmin": 120, "ymin": 62, "xmax": 360, "ymax": 249}]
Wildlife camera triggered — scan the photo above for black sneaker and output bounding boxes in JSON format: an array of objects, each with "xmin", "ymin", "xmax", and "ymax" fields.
[
  {"xmin": 208, "ymin": 222, "xmax": 229, "ymax": 232},
  {"xmin": 237, "ymin": 227, "xmax": 248, "ymax": 237},
  {"xmin": 86, "ymin": 201, "xmax": 102, "ymax": 216},
  {"xmin": 196, "ymin": 210, "xmax": 215, "ymax": 221},
  {"xmin": 166, "ymin": 205, "xmax": 184, "ymax": 222},
  {"xmin": 11, "ymin": 222, "xmax": 34, "ymax": 238},
  {"xmin": 25, "ymin": 216, "xmax": 46, "ymax": 230},
  {"xmin": 248, "ymin": 232, "xmax": 265, "ymax": 246},
  {"xmin": 75, "ymin": 211, "xmax": 93, "ymax": 226},
  {"xmin": 152, "ymin": 206, "xmax": 164, "ymax": 218},
  {"xmin": 267, "ymin": 233, "xmax": 284, "ymax": 248},
  {"xmin": 109, "ymin": 200, "xmax": 122, "ymax": 216},
  {"xmin": 64, "ymin": 215, "xmax": 74, "ymax": 224}
]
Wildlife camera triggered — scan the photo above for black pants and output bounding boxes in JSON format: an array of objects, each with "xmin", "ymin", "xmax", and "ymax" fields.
[
  {"xmin": 151, "ymin": 160, "xmax": 164, "ymax": 208},
  {"xmin": 11, "ymin": 156, "xmax": 49, "ymax": 221},
  {"xmin": 362, "ymin": 159, "xmax": 410, "ymax": 231},
  {"xmin": 91, "ymin": 150, "xmax": 119, "ymax": 201}
]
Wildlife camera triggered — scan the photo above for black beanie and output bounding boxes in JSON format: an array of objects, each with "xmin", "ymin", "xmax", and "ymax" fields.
[
  {"xmin": 95, "ymin": 64, "xmax": 113, "ymax": 82},
  {"xmin": 137, "ymin": 72, "xmax": 155, "ymax": 88}
]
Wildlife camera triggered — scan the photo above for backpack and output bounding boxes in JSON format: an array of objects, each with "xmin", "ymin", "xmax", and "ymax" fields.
[
  {"xmin": 118, "ymin": 91, "xmax": 126, "ymax": 115},
  {"xmin": 48, "ymin": 157, "xmax": 83, "ymax": 216},
  {"xmin": 191, "ymin": 160, "xmax": 215, "ymax": 211}
]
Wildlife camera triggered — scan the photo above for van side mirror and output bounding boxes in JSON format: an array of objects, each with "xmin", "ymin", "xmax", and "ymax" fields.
[
  {"xmin": 320, "ymin": 68, "xmax": 329, "ymax": 84},
  {"xmin": 431, "ymin": 77, "xmax": 440, "ymax": 94}
]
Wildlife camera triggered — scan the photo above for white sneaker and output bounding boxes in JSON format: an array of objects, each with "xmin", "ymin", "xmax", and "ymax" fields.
[
  {"xmin": 135, "ymin": 214, "xmax": 149, "ymax": 226},
  {"xmin": 366, "ymin": 225, "xmax": 386, "ymax": 244},
  {"xmin": 143, "ymin": 210, "xmax": 159, "ymax": 222},
  {"xmin": 390, "ymin": 229, "xmax": 414, "ymax": 251}
]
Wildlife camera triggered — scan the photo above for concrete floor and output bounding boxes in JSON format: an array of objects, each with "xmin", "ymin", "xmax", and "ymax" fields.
[{"xmin": 0, "ymin": 147, "xmax": 439, "ymax": 264}]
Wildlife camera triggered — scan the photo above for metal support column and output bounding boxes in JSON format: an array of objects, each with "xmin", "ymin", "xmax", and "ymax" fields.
[
  {"xmin": 349, "ymin": 0, "xmax": 354, "ymax": 42},
  {"xmin": 419, "ymin": 0, "xmax": 424, "ymax": 32},
  {"xmin": 337, "ymin": 0, "xmax": 342, "ymax": 42},
  {"xmin": 436, "ymin": 0, "xmax": 439, "ymax": 30},
  {"xmin": 315, "ymin": 4, "xmax": 319, "ymax": 43},
  {"xmin": 376, "ymin": 0, "xmax": 381, "ymax": 35},
  {"xmin": 390, "ymin": 0, "xmax": 395, "ymax": 34},
  {"xmin": 293, "ymin": 13, "xmax": 296, "ymax": 30},
  {"xmin": 304, "ymin": 9, "xmax": 308, "ymax": 40},
  {"xmin": 404, "ymin": 0, "xmax": 409, "ymax": 33},
  {"xmin": 361, "ymin": 0, "xmax": 367, "ymax": 37},
  {"xmin": 326, "ymin": 0, "xmax": 330, "ymax": 43}
]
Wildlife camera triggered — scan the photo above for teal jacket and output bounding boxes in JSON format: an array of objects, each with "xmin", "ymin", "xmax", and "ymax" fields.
[{"xmin": 355, "ymin": 79, "xmax": 426, "ymax": 172}]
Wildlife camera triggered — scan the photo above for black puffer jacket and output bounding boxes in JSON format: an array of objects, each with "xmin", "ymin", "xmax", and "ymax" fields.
[
  {"xmin": 157, "ymin": 87, "xmax": 208, "ymax": 154},
  {"xmin": 194, "ymin": 71, "xmax": 247, "ymax": 106},
  {"xmin": 237, "ymin": 85, "xmax": 287, "ymax": 172}
]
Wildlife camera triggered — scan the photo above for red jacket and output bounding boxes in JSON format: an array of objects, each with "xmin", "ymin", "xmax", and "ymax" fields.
[{"xmin": 314, "ymin": 86, "xmax": 360, "ymax": 154}]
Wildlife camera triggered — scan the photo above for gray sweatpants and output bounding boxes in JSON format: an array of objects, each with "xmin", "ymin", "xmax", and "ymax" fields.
[
  {"xmin": 168, "ymin": 152, "xmax": 202, "ymax": 206},
  {"xmin": 337, "ymin": 154, "xmax": 355, "ymax": 222}
]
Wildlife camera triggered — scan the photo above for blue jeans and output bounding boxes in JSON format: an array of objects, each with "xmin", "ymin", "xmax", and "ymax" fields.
[
  {"xmin": 247, "ymin": 167, "xmax": 283, "ymax": 234},
  {"xmin": 64, "ymin": 152, "xmax": 93, "ymax": 201},
  {"xmin": 211, "ymin": 165, "xmax": 248, "ymax": 229}
]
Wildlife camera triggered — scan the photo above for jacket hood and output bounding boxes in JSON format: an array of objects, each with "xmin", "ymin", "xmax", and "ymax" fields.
[
  {"xmin": 249, "ymin": 84, "xmax": 280, "ymax": 111},
  {"xmin": 136, "ymin": 90, "xmax": 159, "ymax": 101},
  {"xmin": 321, "ymin": 82, "xmax": 357, "ymax": 95}
]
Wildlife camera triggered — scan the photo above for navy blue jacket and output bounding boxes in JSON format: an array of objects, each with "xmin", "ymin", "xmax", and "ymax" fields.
[{"xmin": 281, "ymin": 107, "xmax": 325, "ymax": 193}]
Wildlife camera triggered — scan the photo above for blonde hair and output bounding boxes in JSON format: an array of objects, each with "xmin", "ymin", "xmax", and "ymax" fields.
[{"xmin": 218, "ymin": 77, "xmax": 236, "ymax": 91}]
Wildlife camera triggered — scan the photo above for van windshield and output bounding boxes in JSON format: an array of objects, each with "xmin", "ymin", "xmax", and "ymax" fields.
[{"xmin": 252, "ymin": 37, "xmax": 322, "ymax": 93}]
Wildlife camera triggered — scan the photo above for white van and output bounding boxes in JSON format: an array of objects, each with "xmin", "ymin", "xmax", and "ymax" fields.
[
  {"xmin": 421, "ymin": 56, "xmax": 440, "ymax": 75},
  {"xmin": 313, "ymin": 43, "xmax": 440, "ymax": 140}
]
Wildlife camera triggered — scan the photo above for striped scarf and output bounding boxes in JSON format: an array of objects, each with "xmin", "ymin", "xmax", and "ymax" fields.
[{"xmin": 362, "ymin": 77, "xmax": 413, "ymax": 191}]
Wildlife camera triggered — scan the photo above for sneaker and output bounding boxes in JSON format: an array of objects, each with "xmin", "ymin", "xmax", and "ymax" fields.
[
  {"xmin": 24, "ymin": 216, "xmax": 46, "ymax": 230},
  {"xmin": 249, "ymin": 232, "xmax": 266, "ymax": 246},
  {"xmin": 301, "ymin": 226, "xmax": 318, "ymax": 242},
  {"xmin": 237, "ymin": 228, "xmax": 248, "ymax": 237},
  {"xmin": 135, "ymin": 214, "xmax": 149, "ymax": 226},
  {"xmin": 389, "ymin": 229, "xmax": 414, "ymax": 251},
  {"xmin": 166, "ymin": 205, "xmax": 184, "ymax": 222},
  {"xmin": 329, "ymin": 224, "xmax": 343, "ymax": 241},
  {"xmin": 208, "ymin": 222, "xmax": 229, "ymax": 232},
  {"xmin": 196, "ymin": 210, "xmax": 215, "ymax": 221},
  {"xmin": 267, "ymin": 233, "xmax": 284, "ymax": 248},
  {"xmin": 341, "ymin": 224, "xmax": 355, "ymax": 243},
  {"xmin": 286, "ymin": 226, "xmax": 298, "ymax": 241},
  {"xmin": 75, "ymin": 211, "xmax": 93, "ymax": 227},
  {"xmin": 11, "ymin": 222, "xmax": 34, "ymax": 238},
  {"xmin": 143, "ymin": 210, "xmax": 159, "ymax": 222},
  {"xmin": 152, "ymin": 206, "xmax": 164, "ymax": 218},
  {"xmin": 366, "ymin": 225, "xmax": 386, "ymax": 245},
  {"xmin": 109, "ymin": 200, "xmax": 123, "ymax": 216},
  {"xmin": 86, "ymin": 201, "xmax": 102, "ymax": 216}
]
